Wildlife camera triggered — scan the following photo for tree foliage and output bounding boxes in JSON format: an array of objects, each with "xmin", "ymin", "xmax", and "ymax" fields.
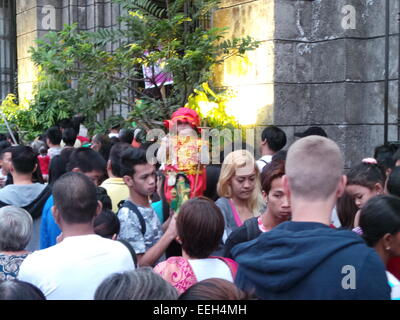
[{"xmin": 24, "ymin": 0, "xmax": 260, "ymax": 135}]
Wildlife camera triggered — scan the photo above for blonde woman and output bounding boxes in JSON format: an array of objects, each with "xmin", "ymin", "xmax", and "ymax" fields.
[{"xmin": 216, "ymin": 150, "xmax": 264, "ymax": 242}]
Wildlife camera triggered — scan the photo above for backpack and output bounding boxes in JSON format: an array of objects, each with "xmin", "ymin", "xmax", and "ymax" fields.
[
  {"xmin": 117, "ymin": 200, "xmax": 146, "ymax": 236},
  {"xmin": 244, "ymin": 217, "xmax": 262, "ymax": 241}
]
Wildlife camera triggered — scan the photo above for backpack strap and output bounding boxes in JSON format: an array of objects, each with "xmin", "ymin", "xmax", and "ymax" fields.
[
  {"xmin": 244, "ymin": 217, "xmax": 262, "ymax": 241},
  {"xmin": 118, "ymin": 239, "xmax": 138, "ymax": 268},
  {"xmin": 118, "ymin": 200, "xmax": 146, "ymax": 236},
  {"xmin": 23, "ymin": 185, "xmax": 53, "ymax": 220}
]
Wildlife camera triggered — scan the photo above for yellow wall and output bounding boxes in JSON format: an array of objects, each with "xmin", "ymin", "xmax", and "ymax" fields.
[{"xmin": 213, "ymin": 0, "xmax": 275, "ymax": 126}]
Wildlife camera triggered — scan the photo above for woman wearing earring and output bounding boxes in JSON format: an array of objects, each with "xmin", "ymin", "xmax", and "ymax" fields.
[
  {"xmin": 360, "ymin": 195, "xmax": 400, "ymax": 300},
  {"xmin": 216, "ymin": 150, "xmax": 264, "ymax": 243}
]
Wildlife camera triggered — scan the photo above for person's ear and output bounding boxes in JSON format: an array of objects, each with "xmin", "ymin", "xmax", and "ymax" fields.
[
  {"xmin": 175, "ymin": 235, "xmax": 182, "ymax": 244},
  {"xmin": 123, "ymin": 175, "xmax": 134, "ymax": 187},
  {"xmin": 52, "ymin": 205, "xmax": 62, "ymax": 226},
  {"xmin": 382, "ymin": 233, "xmax": 393, "ymax": 253},
  {"xmin": 106, "ymin": 160, "xmax": 112, "ymax": 172},
  {"xmin": 95, "ymin": 200, "xmax": 103, "ymax": 217},
  {"xmin": 261, "ymin": 139, "xmax": 267, "ymax": 146},
  {"xmin": 111, "ymin": 233, "xmax": 118, "ymax": 241},
  {"xmin": 374, "ymin": 182, "xmax": 384, "ymax": 195},
  {"xmin": 336, "ymin": 175, "xmax": 347, "ymax": 198},
  {"xmin": 262, "ymin": 190, "xmax": 268, "ymax": 203},
  {"xmin": 9, "ymin": 163, "xmax": 14, "ymax": 174},
  {"xmin": 282, "ymin": 175, "xmax": 291, "ymax": 199}
]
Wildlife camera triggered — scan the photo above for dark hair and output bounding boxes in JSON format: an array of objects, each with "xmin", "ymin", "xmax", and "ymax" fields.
[
  {"xmin": 0, "ymin": 280, "xmax": 46, "ymax": 300},
  {"xmin": 387, "ymin": 166, "xmax": 400, "ymax": 197},
  {"xmin": 48, "ymin": 148, "xmax": 75, "ymax": 184},
  {"xmin": 118, "ymin": 128, "xmax": 135, "ymax": 144},
  {"xmin": 109, "ymin": 143, "xmax": 131, "ymax": 177},
  {"xmin": 53, "ymin": 172, "xmax": 98, "ymax": 224},
  {"xmin": 66, "ymin": 147, "xmax": 106, "ymax": 174},
  {"xmin": 93, "ymin": 134, "xmax": 112, "ymax": 161},
  {"xmin": 337, "ymin": 191, "xmax": 359, "ymax": 229},
  {"xmin": 94, "ymin": 209, "xmax": 120, "ymax": 239},
  {"xmin": 261, "ymin": 159, "xmax": 285, "ymax": 194},
  {"xmin": 271, "ymin": 149, "xmax": 287, "ymax": 162},
  {"xmin": 0, "ymin": 145, "xmax": 11, "ymax": 160},
  {"xmin": 109, "ymin": 136, "xmax": 120, "ymax": 145},
  {"xmin": 177, "ymin": 197, "xmax": 224, "ymax": 259},
  {"xmin": 6, "ymin": 131, "xmax": 19, "ymax": 144},
  {"xmin": 374, "ymin": 143, "xmax": 399, "ymax": 174},
  {"xmin": 62, "ymin": 128, "xmax": 77, "ymax": 147},
  {"xmin": 346, "ymin": 162, "xmax": 385, "ymax": 189},
  {"xmin": 46, "ymin": 126, "xmax": 62, "ymax": 145},
  {"xmin": 94, "ymin": 268, "xmax": 178, "ymax": 300},
  {"xmin": 0, "ymin": 133, "xmax": 6, "ymax": 142},
  {"xmin": 11, "ymin": 146, "xmax": 37, "ymax": 174},
  {"xmin": 0, "ymin": 141, "xmax": 11, "ymax": 155},
  {"xmin": 178, "ymin": 278, "xmax": 253, "ymax": 300},
  {"xmin": 96, "ymin": 187, "xmax": 112, "ymax": 210},
  {"xmin": 360, "ymin": 195, "xmax": 400, "ymax": 247},
  {"xmin": 58, "ymin": 118, "xmax": 73, "ymax": 130},
  {"xmin": 261, "ymin": 126, "xmax": 287, "ymax": 153},
  {"xmin": 120, "ymin": 147, "xmax": 149, "ymax": 177}
]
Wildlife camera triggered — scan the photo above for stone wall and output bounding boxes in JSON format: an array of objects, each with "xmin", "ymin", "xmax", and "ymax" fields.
[
  {"xmin": 214, "ymin": 0, "xmax": 400, "ymax": 168},
  {"xmin": 16, "ymin": 0, "xmax": 130, "ymax": 118}
]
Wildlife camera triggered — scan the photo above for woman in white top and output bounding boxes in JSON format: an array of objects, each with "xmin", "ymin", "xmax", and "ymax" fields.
[{"xmin": 154, "ymin": 197, "xmax": 237, "ymax": 294}]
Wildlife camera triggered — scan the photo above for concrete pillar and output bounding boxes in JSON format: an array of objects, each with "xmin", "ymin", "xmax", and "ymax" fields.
[{"xmin": 214, "ymin": 0, "xmax": 400, "ymax": 168}]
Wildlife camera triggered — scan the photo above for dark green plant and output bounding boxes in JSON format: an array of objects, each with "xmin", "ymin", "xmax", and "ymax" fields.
[{"xmin": 26, "ymin": 0, "xmax": 260, "ymax": 134}]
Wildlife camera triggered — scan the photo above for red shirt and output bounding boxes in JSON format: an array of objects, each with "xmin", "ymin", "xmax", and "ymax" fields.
[{"xmin": 37, "ymin": 155, "xmax": 50, "ymax": 175}]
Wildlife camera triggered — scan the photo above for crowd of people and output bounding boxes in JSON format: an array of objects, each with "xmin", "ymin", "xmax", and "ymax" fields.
[{"xmin": 0, "ymin": 109, "xmax": 400, "ymax": 300}]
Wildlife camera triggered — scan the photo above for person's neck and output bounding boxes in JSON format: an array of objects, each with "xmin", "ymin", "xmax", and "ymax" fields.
[
  {"xmin": 290, "ymin": 197, "xmax": 334, "ymax": 225},
  {"xmin": 374, "ymin": 245, "xmax": 390, "ymax": 266},
  {"xmin": 49, "ymin": 144, "xmax": 60, "ymax": 149},
  {"xmin": 107, "ymin": 169, "xmax": 117, "ymax": 179},
  {"xmin": 61, "ymin": 224, "xmax": 96, "ymax": 239},
  {"xmin": 0, "ymin": 250, "xmax": 29, "ymax": 255},
  {"xmin": 261, "ymin": 146, "xmax": 274, "ymax": 157},
  {"xmin": 231, "ymin": 196, "xmax": 250, "ymax": 210},
  {"xmin": 12, "ymin": 173, "xmax": 33, "ymax": 185},
  {"xmin": 129, "ymin": 190, "xmax": 150, "ymax": 208},
  {"xmin": 182, "ymin": 250, "xmax": 197, "ymax": 260},
  {"xmin": 261, "ymin": 209, "xmax": 285, "ymax": 231}
]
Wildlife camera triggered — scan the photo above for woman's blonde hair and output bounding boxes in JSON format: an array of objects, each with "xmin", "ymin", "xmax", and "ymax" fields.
[{"xmin": 217, "ymin": 149, "xmax": 264, "ymax": 215}]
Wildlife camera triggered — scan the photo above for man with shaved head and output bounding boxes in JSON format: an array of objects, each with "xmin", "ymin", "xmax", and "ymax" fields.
[{"xmin": 232, "ymin": 136, "xmax": 390, "ymax": 300}]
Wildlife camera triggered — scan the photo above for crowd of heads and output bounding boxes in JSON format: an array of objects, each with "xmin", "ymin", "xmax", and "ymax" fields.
[{"xmin": 1, "ymin": 119, "xmax": 400, "ymax": 301}]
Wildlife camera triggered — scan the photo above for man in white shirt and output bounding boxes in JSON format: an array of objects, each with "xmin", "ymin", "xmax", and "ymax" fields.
[
  {"xmin": 18, "ymin": 172, "xmax": 134, "ymax": 300},
  {"xmin": 256, "ymin": 126, "xmax": 287, "ymax": 172}
]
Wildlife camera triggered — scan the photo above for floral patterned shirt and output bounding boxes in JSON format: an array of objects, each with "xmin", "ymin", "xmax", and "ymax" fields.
[{"xmin": 0, "ymin": 253, "xmax": 29, "ymax": 280}]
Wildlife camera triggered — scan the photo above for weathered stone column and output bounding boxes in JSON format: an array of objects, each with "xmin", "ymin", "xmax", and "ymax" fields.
[{"xmin": 214, "ymin": 0, "xmax": 400, "ymax": 167}]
